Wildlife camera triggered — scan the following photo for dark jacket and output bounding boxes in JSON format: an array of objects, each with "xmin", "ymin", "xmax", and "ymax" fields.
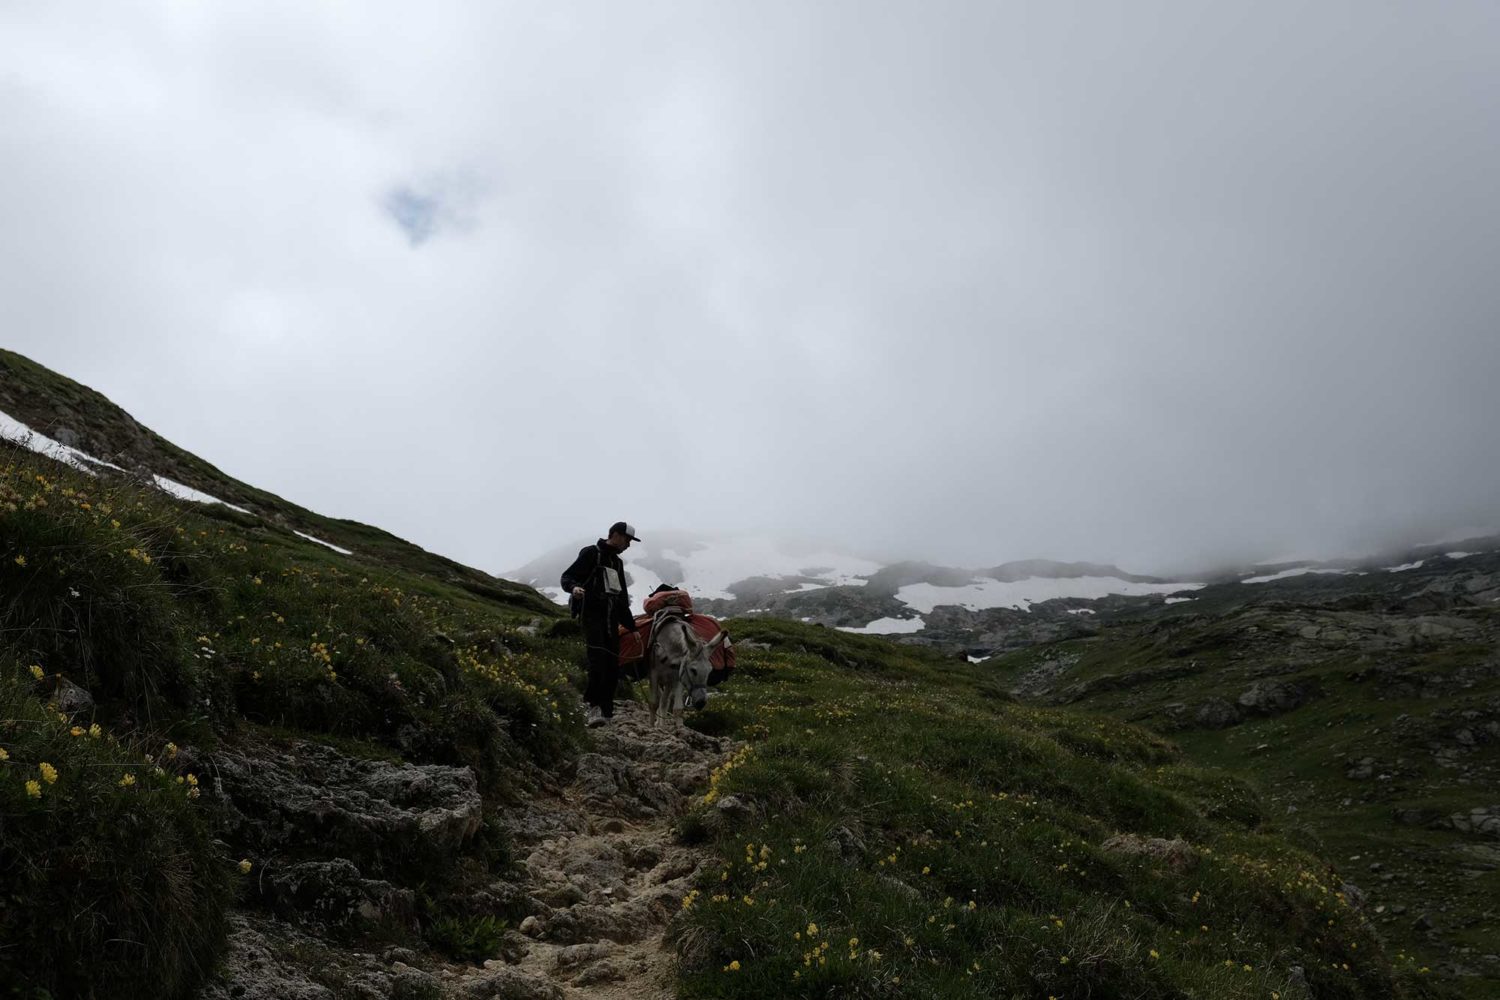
[{"xmin": 560, "ymin": 540, "xmax": 636, "ymax": 633}]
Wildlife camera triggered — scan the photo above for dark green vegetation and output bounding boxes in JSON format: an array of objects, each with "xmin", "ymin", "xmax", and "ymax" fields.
[
  {"xmin": 675, "ymin": 619, "xmax": 1438, "ymax": 999},
  {"xmin": 986, "ymin": 584, "xmax": 1500, "ymax": 999},
  {"xmin": 0, "ymin": 443, "xmax": 577, "ymax": 998}
]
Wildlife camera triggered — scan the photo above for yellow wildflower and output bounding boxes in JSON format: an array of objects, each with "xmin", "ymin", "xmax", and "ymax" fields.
[
  {"xmin": 38, "ymin": 762, "xmax": 58, "ymax": 784},
  {"xmin": 29, "ymin": 664, "xmax": 44, "ymax": 680},
  {"xmin": 238, "ymin": 859, "xmax": 253, "ymax": 874},
  {"xmin": 25, "ymin": 780, "xmax": 41, "ymax": 798},
  {"xmin": 89, "ymin": 723, "xmax": 102, "ymax": 738},
  {"xmin": 119, "ymin": 773, "xmax": 136, "ymax": 787},
  {"xmin": 0, "ymin": 748, "xmax": 8, "ymax": 761},
  {"xmin": 14, "ymin": 555, "xmax": 26, "ymax": 567}
]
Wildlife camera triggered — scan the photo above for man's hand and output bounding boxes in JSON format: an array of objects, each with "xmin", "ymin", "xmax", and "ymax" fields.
[{"xmin": 572, "ymin": 586, "xmax": 585, "ymax": 600}]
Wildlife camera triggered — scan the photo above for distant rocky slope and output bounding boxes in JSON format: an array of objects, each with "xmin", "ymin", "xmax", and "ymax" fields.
[
  {"xmin": 509, "ymin": 534, "xmax": 1202, "ymax": 647},
  {"xmin": 510, "ymin": 528, "xmax": 1500, "ymax": 662}
]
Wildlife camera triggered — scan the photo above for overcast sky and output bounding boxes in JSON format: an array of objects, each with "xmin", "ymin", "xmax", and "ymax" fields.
[{"xmin": 3, "ymin": 2, "xmax": 1498, "ymax": 575}]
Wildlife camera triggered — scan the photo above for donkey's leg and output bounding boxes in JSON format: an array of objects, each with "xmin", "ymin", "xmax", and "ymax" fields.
[{"xmin": 655, "ymin": 669, "xmax": 672, "ymax": 727}]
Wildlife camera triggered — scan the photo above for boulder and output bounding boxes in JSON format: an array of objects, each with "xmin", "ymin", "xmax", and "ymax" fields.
[
  {"xmin": 46, "ymin": 676, "xmax": 95, "ymax": 716},
  {"xmin": 1449, "ymin": 806, "xmax": 1500, "ymax": 838},
  {"xmin": 1194, "ymin": 697, "xmax": 1242, "ymax": 729},
  {"xmin": 1101, "ymin": 834, "xmax": 1198, "ymax": 872},
  {"xmin": 458, "ymin": 966, "xmax": 563, "ymax": 1000},
  {"xmin": 1236, "ymin": 679, "xmax": 1308, "ymax": 716},
  {"xmin": 257, "ymin": 859, "xmax": 415, "ymax": 931}
]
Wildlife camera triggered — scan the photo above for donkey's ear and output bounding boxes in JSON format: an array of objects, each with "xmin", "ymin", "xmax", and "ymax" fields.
[{"xmin": 706, "ymin": 631, "xmax": 727, "ymax": 651}]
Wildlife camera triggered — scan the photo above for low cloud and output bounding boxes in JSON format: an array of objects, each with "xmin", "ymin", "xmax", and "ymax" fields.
[{"xmin": 2, "ymin": 2, "xmax": 1497, "ymax": 576}]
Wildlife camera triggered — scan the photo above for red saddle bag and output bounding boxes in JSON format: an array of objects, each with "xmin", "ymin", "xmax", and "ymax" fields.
[{"xmin": 617, "ymin": 607, "xmax": 736, "ymax": 685}]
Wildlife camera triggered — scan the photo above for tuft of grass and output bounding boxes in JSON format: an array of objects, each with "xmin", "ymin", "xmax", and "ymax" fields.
[
  {"xmin": 0, "ymin": 670, "xmax": 233, "ymax": 1000},
  {"xmin": 423, "ymin": 914, "xmax": 509, "ymax": 963}
]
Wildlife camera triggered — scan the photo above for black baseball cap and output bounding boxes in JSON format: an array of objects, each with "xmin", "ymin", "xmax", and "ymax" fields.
[{"xmin": 609, "ymin": 521, "xmax": 641, "ymax": 541}]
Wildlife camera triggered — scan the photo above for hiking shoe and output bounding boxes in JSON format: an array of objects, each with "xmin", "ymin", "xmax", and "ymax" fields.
[{"xmin": 585, "ymin": 706, "xmax": 606, "ymax": 728}]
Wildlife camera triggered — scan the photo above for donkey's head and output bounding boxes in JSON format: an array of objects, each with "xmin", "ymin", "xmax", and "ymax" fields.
[{"xmin": 680, "ymin": 630, "xmax": 726, "ymax": 711}]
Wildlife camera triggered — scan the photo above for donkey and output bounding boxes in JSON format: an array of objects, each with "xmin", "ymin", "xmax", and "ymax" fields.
[{"xmin": 647, "ymin": 613, "xmax": 726, "ymax": 726}]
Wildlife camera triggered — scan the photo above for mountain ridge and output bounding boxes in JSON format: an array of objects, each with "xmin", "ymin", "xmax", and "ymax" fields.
[{"xmin": 0, "ymin": 349, "xmax": 552, "ymax": 615}]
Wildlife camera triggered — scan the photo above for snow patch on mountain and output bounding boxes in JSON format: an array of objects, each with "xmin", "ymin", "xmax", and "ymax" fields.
[
  {"xmin": 2, "ymin": 407, "xmax": 264, "ymax": 520},
  {"xmin": 838, "ymin": 616, "xmax": 926, "ymax": 635},
  {"xmin": 294, "ymin": 530, "xmax": 353, "ymax": 556},
  {"xmin": 0, "ymin": 409, "xmax": 123, "ymax": 474},
  {"xmin": 152, "ymin": 474, "xmax": 253, "ymax": 514},
  {"xmin": 647, "ymin": 536, "xmax": 879, "ymax": 600},
  {"xmin": 896, "ymin": 576, "xmax": 1200, "ymax": 614},
  {"xmin": 1240, "ymin": 566, "xmax": 1358, "ymax": 584}
]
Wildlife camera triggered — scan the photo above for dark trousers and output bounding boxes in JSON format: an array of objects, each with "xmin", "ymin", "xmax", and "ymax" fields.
[{"xmin": 582, "ymin": 617, "xmax": 619, "ymax": 716}]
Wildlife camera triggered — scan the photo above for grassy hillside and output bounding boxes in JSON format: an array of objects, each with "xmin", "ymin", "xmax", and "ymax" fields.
[
  {"xmin": 673, "ymin": 619, "xmax": 1439, "ymax": 999},
  {"xmin": 984, "ymin": 596, "xmax": 1500, "ymax": 999},
  {"xmin": 0, "ymin": 443, "xmax": 577, "ymax": 998}
]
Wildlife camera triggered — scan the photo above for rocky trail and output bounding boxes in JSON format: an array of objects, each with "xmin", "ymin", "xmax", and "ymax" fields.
[
  {"xmin": 442, "ymin": 702, "xmax": 733, "ymax": 1000},
  {"xmin": 198, "ymin": 701, "xmax": 734, "ymax": 999}
]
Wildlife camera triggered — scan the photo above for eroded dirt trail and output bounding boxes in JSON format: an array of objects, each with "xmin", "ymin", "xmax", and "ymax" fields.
[{"xmin": 446, "ymin": 702, "xmax": 733, "ymax": 1000}]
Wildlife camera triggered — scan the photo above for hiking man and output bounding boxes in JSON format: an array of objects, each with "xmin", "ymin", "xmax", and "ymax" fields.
[{"xmin": 560, "ymin": 521, "xmax": 641, "ymax": 727}]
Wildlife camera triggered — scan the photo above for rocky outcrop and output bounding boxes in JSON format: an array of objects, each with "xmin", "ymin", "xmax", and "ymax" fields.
[
  {"xmin": 211, "ymin": 737, "xmax": 483, "ymax": 878},
  {"xmin": 1237, "ymin": 679, "xmax": 1311, "ymax": 716},
  {"xmin": 197, "ymin": 913, "xmax": 444, "ymax": 1000},
  {"xmin": 1448, "ymin": 806, "xmax": 1500, "ymax": 838}
]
